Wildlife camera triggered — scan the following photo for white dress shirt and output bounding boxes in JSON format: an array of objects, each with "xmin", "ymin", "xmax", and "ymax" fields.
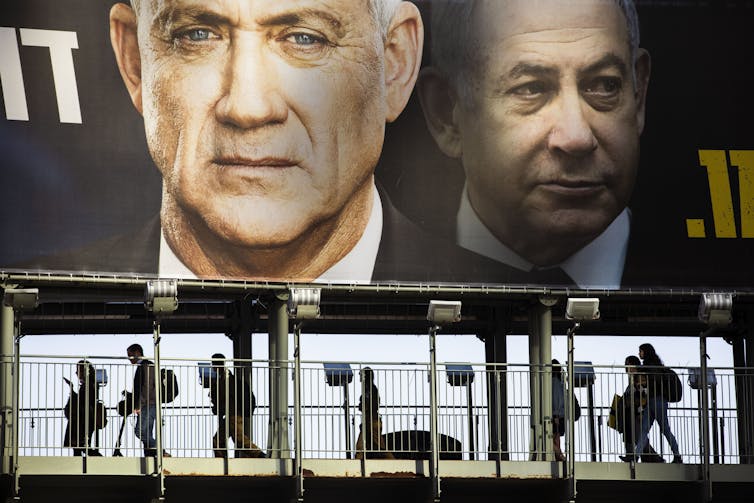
[
  {"xmin": 159, "ymin": 184, "xmax": 383, "ymax": 283},
  {"xmin": 456, "ymin": 188, "xmax": 630, "ymax": 289}
]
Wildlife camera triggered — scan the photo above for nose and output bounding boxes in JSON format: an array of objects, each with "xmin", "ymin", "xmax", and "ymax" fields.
[
  {"xmin": 547, "ymin": 90, "xmax": 598, "ymax": 157},
  {"xmin": 215, "ymin": 36, "xmax": 288, "ymax": 128}
]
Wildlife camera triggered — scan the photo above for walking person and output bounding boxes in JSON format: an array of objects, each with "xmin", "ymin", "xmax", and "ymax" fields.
[
  {"xmin": 551, "ymin": 360, "xmax": 567, "ymax": 461},
  {"xmin": 619, "ymin": 355, "xmax": 662, "ymax": 462},
  {"xmin": 634, "ymin": 343, "xmax": 682, "ymax": 463},
  {"xmin": 355, "ymin": 367, "xmax": 394, "ymax": 459},
  {"xmin": 63, "ymin": 360, "xmax": 103, "ymax": 456},
  {"xmin": 208, "ymin": 354, "xmax": 264, "ymax": 458},
  {"xmin": 126, "ymin": 344, "xmax": 169, "ymax": 457}
]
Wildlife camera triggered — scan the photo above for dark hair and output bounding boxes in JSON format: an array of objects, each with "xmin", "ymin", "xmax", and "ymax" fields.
[
  {"xmin": 127, "ymin": 343, "xmax": 144, "ymax": 356},
  {"xmin": 625, "ymin": 355, "xmax": 641, "ymax": 366},
  {"xmin": 77, "ymin": 359, "xmax": 96, "ymax": 384},
  {"xmin": 211, "ymin": 353, "xmax": 226, "ymax": 367},
  {"xmin": 551, "ymin": 359, "xmax": 562, "ymax": 376},
  {"xmin": 639, "ymin": 343, "xmax": 663, "ymax": 366},
  {"xmin": 361, "ymin": 366, "xmax": 374, "ymax": 383}
]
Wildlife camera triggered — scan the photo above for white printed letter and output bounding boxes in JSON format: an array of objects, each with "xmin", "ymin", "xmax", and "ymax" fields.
[
  {"xmin": 0, "ymin": 27, "xmax": 29, "ymax": 121},
  {"xmin": 20, "ymin": 28, "xmax": 82, "ymax": 124}
]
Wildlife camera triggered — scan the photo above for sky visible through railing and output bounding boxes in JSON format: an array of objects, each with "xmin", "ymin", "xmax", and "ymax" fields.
[{"xmin": 12, "ymin": 351, "xmax": 747, "ymax": 463}]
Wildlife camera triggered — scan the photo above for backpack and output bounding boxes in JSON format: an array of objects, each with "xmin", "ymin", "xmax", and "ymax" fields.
[
  {"xmin": 94, "ymin": 400, "xmax": 109, "ymax": 429},
  {"xmin": 573, "ymin": 393, "xmax": 582, "ymax": 421},
  {"xmin": 663, "ymin": 367, "xmax": 683, "ymax": 403},
  {"xmin": 161, "ymin": 368, "xmax": 179, "ymax": 403}
]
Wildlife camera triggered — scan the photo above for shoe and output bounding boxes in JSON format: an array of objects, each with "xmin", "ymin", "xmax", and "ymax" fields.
[
  {"xmin": 672, "ymin": 455, "xmax": 682, "ymax": 464},
  {"xmin": 619, "ymin": 455, "xmax": 636, "ymax": 462},
  {"xmin": 162, "ymin": 451, "xmax": 171, "ymax": 458},
  {"xmin": 641, "ymin": 454, "xmax": 665, "ymax": 463}
]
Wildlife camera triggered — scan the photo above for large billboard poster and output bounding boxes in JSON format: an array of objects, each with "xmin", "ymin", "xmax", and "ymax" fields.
[{"xmin": 1, "ymin": 0, "xmax": 753, "ymax": 290}]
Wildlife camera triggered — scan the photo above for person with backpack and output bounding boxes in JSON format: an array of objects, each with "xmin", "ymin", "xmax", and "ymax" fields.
[
  {"xmin": 126, "ymin": 343, "xmax": 170, "ymax": 458},
  {"xmin": 208, "ymin": 354, "xmax": 264, "ymax": 458},
  {"xmin": 63, "ymin": 360, "xmax": 103, "ymax": 456},
  {"xmin": 633, "ymin": 343, "xmax": 682, "ymax": 463}
]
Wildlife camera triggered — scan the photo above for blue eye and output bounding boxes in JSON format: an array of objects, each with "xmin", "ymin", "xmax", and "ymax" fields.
[
  {"xmin": 291, "ymin": 33, "xmax": 321, "ymax": 45},
  {"xmin": 186, "ymin": 29, "xmax": 211, "ymax": 41}
]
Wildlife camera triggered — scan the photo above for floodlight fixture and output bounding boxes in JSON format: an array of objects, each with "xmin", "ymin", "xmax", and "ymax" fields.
[
  {"xmin": 571, "ymin": 361, "xmax": 595, "ymax": 388},
  {"xmin": 323, "ymin": 362, "xmax": 353, "ymax": 387},
  {"xmin": 288, "ymin": 288, "xmax": 321, "ymax": 320},
  {"xmin": 144, "ymin": 280, "xmax": 178, "ymax": 314},
  {"xmin": 565, "ymin": 298, "xmax": 600, "ymax": 321},
  {"xmin": 446, "ymin": 364, "xmax": 475, "ymax": 387},
  {"xmin": 3, "ymin": 288, "xmax": 39, "ymax": 312},
  {"xmin": 197, "ymin": 362, "xmax": 217, "ymax": 388},
  {"xmin": 427, "ymin": 300, "xmax": 462, "ymax": 325},
  {"xmin": 95, "ymin": 368, "xmax": 108, "ymax": 387},
  {"xmin": 689, "ymin": 367, "xmax": 717, "ymax": 390},
  {"xmin": 698, "ymin": 293, "xmax": 733, "ymax": 326}
]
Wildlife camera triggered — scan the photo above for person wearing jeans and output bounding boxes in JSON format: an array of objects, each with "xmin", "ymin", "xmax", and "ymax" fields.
[
  {"xmin": 127, "ymin": 343, "xmax": 169, "ymax": 457},
  {"xmin": 634, "ymin": 343, "xmax": 682, "ymax": 463}
]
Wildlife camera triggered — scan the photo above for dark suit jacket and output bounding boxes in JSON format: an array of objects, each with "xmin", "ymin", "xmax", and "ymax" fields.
[{"xmin": 22, "ymin": 190, "xmax": 530, "ymax": 286}]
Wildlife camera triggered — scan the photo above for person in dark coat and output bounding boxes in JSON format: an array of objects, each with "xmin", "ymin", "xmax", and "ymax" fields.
[
  {"xmin": 63, "ymin": 360, "xmax": 102, "ymax": 456},
  {"xmin": 209, "ymin": 354, "xmax": 264, "ymax": 458},
  {"xmin": 355, "ymin": 367, "xmax": 394, "ymax": 459},
  {"xmin": 619, "ymin": 355, "xmax": 661, "ymax": 462}
]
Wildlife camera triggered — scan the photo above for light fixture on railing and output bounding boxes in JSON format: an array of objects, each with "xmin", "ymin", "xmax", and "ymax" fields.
[
  {"xmin": 144, "ymin": 280, "xmax": 178, "ymax": 315},
  {"xmin": 698, "ymin": 293, "xmax": 733, "ymax": 326},
  {"xmin": 446, "ymin": 364, "xmax": 474, "ymax": 387},
  {"xmin": 287, "ymin": 288, "xmax": 321, "ymax": 320},
  {"xmin": 427, "ymin": 300, "xmax": 462, "ymax": 325},
  {"xmin": 2, "ymin": 288, "xmax": 39, "ymax": 312},
  {"xmin": 565, "ymin": 298, "xmax": 600, "ymax": 321},
  {"xmin": 95, "ymin": 368, "xmax": 108, "ymax": 387}
]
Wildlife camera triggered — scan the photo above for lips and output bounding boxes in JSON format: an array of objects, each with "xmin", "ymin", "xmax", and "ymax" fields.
[
  {"xmin": 214, "ymin": 156, "xmax": 297, "ymax": 169},
  {"xmin": 539, "ymin": 180, "xmax": 605, "ymax": 196}
]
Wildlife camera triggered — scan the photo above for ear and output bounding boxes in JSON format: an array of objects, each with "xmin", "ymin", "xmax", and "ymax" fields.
[
  {"xmin": 110, "ymin": 3, "xmax": 143, "ymax": 115},
  {"xmin": 417, "ymin": 66, "xmax": 462, "ymax": 159},
  {"xmin": 384, "ymin": 2, "xmax": 424, "ymax": 122},
  {"xmin": 633, "ymin": 48, "xmax": 651, "ymax": 135}
]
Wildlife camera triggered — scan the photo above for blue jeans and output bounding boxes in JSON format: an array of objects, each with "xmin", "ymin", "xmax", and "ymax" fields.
[
  {"xmin": 635, "ymin": 396, "xmax": 679, "ymax": 456},
  {"xmin": 135, "ymin": 403, "xmax": 157, "ymax": 452}
]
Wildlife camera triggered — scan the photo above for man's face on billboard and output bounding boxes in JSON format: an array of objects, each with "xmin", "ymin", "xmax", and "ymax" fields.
[
  {"xmin": 110, "ymin": 0, "xmax": 420, "ymax": 276},
  {"xmin": 431, "ymin": 0, "xmax": 649, "ymax": 266}
]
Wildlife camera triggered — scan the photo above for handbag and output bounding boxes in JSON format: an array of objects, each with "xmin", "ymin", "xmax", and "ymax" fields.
[{"xmin": 607, "ymin": 394, "xmax": 622, "ymax": 431}]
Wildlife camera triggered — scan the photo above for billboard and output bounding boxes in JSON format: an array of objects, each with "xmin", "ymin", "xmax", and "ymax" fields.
[{"xmin": 1, "ymin": 0, "xmax": 753, "ymax": 289}]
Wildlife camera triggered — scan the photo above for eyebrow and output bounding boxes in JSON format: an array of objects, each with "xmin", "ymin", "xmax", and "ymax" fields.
[
  {"xmin": 256, "ymin": 9, "xmax": 345, "ymax": 37},
  {"xmin": 579, "ymin": 52, "xmax": 628, "ymax": 79},
  {"xmin": 152, "ymin": 5, "xmax": 345, "ymax": 38},
  {"xmin": 506, "ymin": 52, "xmax": 629, "ymax": 80},
  {"xmin": 152, "ymin": 5, "xmax": 230, "ymax": 35},
  {"xmin": 507, "ymin": 62, "xmax": 559, "ymax": 81}
]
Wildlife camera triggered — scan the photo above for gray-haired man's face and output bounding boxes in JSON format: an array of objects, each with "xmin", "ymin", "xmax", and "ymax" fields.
[{"xmin": 431, "ymin": 0, "xmax": 649, "ymax": 265}]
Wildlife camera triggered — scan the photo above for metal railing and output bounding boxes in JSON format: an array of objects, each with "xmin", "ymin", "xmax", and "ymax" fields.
[{"xmin": 7, "ymin": 356, "xmax": 754, "ymax": 466}]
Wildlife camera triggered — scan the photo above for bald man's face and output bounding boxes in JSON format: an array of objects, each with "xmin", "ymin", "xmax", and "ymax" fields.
[{"xmin": 453, "ymin": 0, "xmax": 649, "ymax": 265}]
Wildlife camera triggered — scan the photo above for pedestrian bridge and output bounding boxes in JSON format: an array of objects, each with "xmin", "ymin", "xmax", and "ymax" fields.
[{"xmin": 4, "ymin": 357, "xmax": 753, "ymax": 502}]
